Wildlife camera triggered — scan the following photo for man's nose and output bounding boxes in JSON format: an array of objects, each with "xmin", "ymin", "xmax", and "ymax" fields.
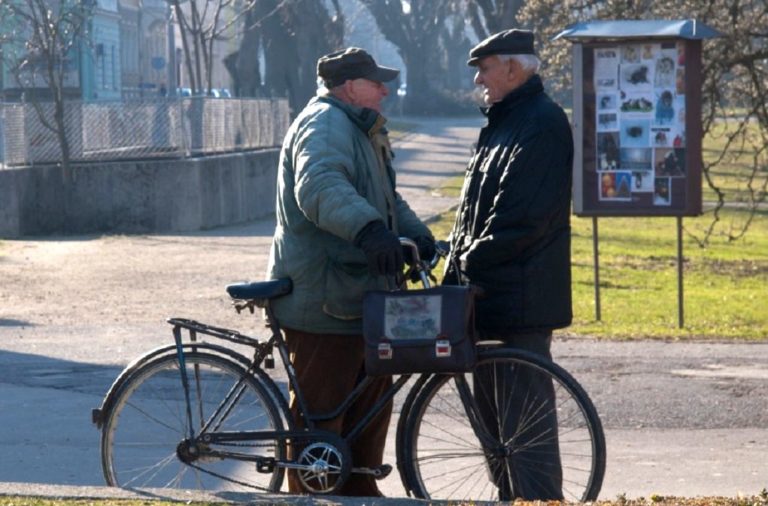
[
  {"xmin": 474, "ymin": 72, "xmax": 482, "ymax": 85},
  {"xmin": 380, "ymin": 83, "xmax": 389, "ymax": 96}
]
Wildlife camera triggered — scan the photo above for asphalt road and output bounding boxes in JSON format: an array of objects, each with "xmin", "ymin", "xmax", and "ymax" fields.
[{"xmin": 1, "ymin": 116, "xmax": 766, "ymax": 503}]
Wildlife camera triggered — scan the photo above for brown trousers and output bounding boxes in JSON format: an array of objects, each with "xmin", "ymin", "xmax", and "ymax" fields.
[{"xmin": 284, "ymin": 328, "xmax": 393, "ymax": 496}]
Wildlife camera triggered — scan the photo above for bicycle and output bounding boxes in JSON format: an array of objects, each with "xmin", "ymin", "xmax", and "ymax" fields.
[{"xmin": 92, "ymin": 239, "xmax": 606, "ymax": 502}]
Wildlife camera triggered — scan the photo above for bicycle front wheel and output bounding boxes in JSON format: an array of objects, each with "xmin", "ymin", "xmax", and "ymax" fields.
[
  {"xmin": 400, "ymin": 348, "xmax": 605, "ymax": 502},
  {"xmin": 101, "ymin": 351, "xmax": 285, "ymax": 492}
]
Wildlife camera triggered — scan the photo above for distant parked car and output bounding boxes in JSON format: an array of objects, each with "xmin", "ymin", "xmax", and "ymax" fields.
[
  {"xmin": 175, "ymin": 87, "xmax": 231, "ymax": 98},
  {"xmin": 207, "ymin": 88, "xmax": 232, "ymax": 98}
]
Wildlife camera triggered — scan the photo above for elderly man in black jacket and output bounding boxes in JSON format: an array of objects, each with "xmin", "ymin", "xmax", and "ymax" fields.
[{"xmin": 444, "ymin": 29, "xmax": 573, "ymax": 501}]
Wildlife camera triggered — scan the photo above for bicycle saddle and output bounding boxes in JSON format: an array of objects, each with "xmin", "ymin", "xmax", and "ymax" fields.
[{"xmin": 226, "ymin": 278, "xmax": 292, "ymax": 300}]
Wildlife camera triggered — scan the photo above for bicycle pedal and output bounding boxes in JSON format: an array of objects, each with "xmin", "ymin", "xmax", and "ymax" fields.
[
  {"xmin": 256, "ymin": 457, "xmax": 276, "ymax": 473},
  {"xmin": 351, "ymin": 464, "xmax": 392, "ymax": 480}
]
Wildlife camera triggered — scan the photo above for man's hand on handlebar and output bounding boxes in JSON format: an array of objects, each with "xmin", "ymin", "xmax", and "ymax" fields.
[{"xmin": 354, "ymin": 220, "xmax": 405, "ymax": 277}]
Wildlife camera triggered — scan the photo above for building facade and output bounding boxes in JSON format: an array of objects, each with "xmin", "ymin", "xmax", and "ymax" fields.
[
  {"xmin": 83, "ymin": 0, "xmax": 122, "ymax": 100},
  {"xmin": 0, "ymin": 0, "xmax": 174, "ymax": 102},
  {"xmin": 118, "ymin": 0, "xmax": 174, "ymax": 98}
]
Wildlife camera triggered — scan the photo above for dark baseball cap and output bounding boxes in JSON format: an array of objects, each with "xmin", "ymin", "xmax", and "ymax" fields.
[
  {"xmin": 467, "ymin": 29, "xmax": 536, "ymax": 66},
  {"xmin": 317, "ymin": 47, "xmax": 399, "ymax": 88}
]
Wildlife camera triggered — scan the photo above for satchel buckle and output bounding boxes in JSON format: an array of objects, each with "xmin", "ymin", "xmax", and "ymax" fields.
[
  {"xmin": 435, "ymin": 339, "xmax": 451, "ymax": 357},
  {"xmin": 378, "ymin": 342, "xmax": 393, "ymax": 360}
]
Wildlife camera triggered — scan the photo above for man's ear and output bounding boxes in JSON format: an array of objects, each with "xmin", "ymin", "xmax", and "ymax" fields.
[
  {"xmin": 343, "ymin": 79, "xmax": 357, "ymax": 101},
  {"xmin": 506, "ymin": 58, "xmax": 520, "ymax": 83}
]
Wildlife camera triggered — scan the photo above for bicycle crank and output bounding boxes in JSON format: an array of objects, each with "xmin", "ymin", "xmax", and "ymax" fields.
[
  {"xmin": 291, "ymin": 442, "xmax": 346, "ymax": 493},
  {"xmin": 278, "ymin": 431, "xmax": 352, "ymax": 494},
  {"xmin": 352, "ymin": 463, "xmax": 393, "ymax": 480}
]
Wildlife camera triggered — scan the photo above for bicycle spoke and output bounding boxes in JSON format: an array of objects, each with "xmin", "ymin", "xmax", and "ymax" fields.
[
  {"xmin": 102, "ymin": 351, "xmax": 285, "ymax": 492},
  {"xmin": 403, "ymin": 349, "xmax": 604, "ymax": 502},
  {"xmin": 121, "ymin": 451, "xmax": 179, "ymax": 487},
  {"xmin": 123, "ymin": 400, "xmax": 184, "ymax": 435}
]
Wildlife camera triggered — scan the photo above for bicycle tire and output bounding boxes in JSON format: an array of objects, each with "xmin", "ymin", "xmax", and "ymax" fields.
[
  {"xmin": 100, "ymin": 350, "xmax": 286, "ymax": 492},
  {"xmin": 394, "ymin": 373, "xmax": 432, "ymax": 492},
  {"xmin": 400, "ymin": 347, "xmax": 605, "ymax": 502}
]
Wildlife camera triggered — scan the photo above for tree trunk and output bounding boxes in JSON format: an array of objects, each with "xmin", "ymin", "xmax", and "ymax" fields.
[{"xmin": 229, "ymin": 0, "xmax": 343, "ymax": 116}]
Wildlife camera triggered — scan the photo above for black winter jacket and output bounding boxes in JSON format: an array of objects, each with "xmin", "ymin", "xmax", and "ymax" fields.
[{"xmin": 444, "ymin": 75, "xmax": 574, "ymax": 332}]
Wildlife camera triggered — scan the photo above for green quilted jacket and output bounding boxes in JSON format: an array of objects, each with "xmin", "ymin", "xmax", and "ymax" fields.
[{"xmin": 266, "ymin": 94, "xmax": 432, "ymax": 334}]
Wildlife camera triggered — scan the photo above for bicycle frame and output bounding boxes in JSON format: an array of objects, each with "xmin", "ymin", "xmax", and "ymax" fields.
[
  {"xmin": 164, "ymin": 239, "xmax": 480, "ymax": 479},
  {"xmin": 167, "ymin": 302, "xmax": 415, "ymax": 468}
]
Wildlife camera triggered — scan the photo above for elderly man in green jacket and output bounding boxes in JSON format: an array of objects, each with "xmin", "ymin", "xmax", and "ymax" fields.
[{"xmin": 266, "ymin": 47, "xmax": 434, "ymax": 496}]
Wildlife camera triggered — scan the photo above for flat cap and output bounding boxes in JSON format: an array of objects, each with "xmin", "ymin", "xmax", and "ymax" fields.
[
  {"xmin": 468, "ymin": 29, "xmax": 536, "ymax": 66},
  {"xmin": 317, "ymin": 47, "xmax": 399, "ymax": 88}
]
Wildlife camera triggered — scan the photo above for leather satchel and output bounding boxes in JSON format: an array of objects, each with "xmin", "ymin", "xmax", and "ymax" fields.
[{"xmin": 362, "ymin": 285, "xmax": 476, "ymax": 376}]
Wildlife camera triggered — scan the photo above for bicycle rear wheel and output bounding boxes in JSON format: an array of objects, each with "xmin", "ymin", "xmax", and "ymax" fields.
[
  {"xmin": 101, "ymin": 351, "xmax": 285, "ymax": 492},
  {"xmin": 400, "ymin": 347, "xmax": 605, "ymax": 502}
]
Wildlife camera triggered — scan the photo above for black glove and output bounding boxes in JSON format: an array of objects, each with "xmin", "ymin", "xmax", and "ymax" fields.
[
  {"xmin": 415, "ymin": 236, "xmax": 436, "ymax": 263},
  {"xmin": 354, "ymin": 220, "xmax": 404, "ymax": 277}
]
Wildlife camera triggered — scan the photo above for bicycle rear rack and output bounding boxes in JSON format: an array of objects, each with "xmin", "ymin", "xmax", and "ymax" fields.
[{"xmin": 167, "ymin": 317, "xmax": 261, "ymax": 348}]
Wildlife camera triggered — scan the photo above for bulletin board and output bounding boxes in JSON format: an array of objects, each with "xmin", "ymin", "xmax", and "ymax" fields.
[{"xmin": 572, "ymin": 39, "xmax": 703, "ymax": 216}]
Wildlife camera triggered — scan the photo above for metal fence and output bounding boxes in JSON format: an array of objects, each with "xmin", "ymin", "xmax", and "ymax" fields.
[{"xmin": 0, "ymin": 97, "xmax": 290, "ymax": 167}]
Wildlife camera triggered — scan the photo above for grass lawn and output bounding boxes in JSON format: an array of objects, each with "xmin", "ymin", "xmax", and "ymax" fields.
[
  {"xmin": 427, "ymin": 189, "xmax": 767, "ymax": 342},
  {"xmin": 567, "ymin": 208, "xmax": 767, "ymax": 340}
]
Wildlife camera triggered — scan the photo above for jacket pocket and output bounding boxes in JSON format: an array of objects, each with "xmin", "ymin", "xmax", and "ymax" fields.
[
  {"xmin": 322, "ymin": 260, "xmax": 372, "ymax": 321},
  {"xmin": 473, "ymin": 265, "xmax": 524, "ymax": 330},
  {"xmin": 521, "ymin": 229, "xmax": 572, "ymax": 328}
]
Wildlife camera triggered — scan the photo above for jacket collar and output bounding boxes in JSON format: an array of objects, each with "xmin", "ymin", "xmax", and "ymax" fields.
[
  {"xmin": 481, "ymin": 74, "xmax": 544, "ymax": 121},
  {"xmin": 316, "ymin": 93, "xmax": 387, "ymax": 138}
]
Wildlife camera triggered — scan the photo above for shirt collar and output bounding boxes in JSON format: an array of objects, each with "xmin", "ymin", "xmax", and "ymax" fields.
[
  {"xmin": 316, "ymin": 93, "xmax": 387, "ymax": 137},
  {"xmin": 480, "ymin": 74, "xmax": 544, "ymax": 120}
]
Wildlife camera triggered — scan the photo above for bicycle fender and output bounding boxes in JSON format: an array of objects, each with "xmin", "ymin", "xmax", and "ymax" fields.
[{"xmin": 91, "ymin": 342, "xmax": 252, "ymax": 429}]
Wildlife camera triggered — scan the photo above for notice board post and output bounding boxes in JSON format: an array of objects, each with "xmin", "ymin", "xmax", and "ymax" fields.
[{"xmin": 555, "ymin": 20, "xmax": 721, "ymax": 328}]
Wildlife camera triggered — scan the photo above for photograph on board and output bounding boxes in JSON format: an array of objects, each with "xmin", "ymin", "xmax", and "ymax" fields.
[
  {"xmin": 632, "ymin": 170, "xmax": 654, "ymax": 192},
  {"xmin": 597, "ymin": 112, "xmax": 619, "ymax": 131},
  {"xmin": 599, "ymin": 171, "xmax": 633, "ymax": 201},
  {"xmin": 597, "ymin": 132, "xmax": 620, "ymax": 171},
  {"xmin": 620, "ymin": 63, "xmax": 654, "ymax": 92},
  {"xmin": 654, "ymin": 90, "xmax": 676, "ymax": 125},
  {"xmin": 597, "ymin": 92, "xmax": 618, "ymax": 110},
  {"xmin": 654, "ymin": 177, "xmax": 672, "ymax": 206},
  {"xmin": 620, "ymin": 118, "xmax": 651, "ymax": 148},
  {"xmin": 620, "ymin": 91, "xmax": 654, "ymax": 114},
  {"xmin": 655, "ymin": 148, "xmax": 686, "ymax": 177},
  {"xmin": 620, "ymin": 147, "xmax": 653, "ymax": 172},
  {"xmin": 621, "ymin": 44, "xmax": 641, "ymax": 63},
  {"xmin": 654, "ymin": 54, "xmax": 676, "ymax": 88}
]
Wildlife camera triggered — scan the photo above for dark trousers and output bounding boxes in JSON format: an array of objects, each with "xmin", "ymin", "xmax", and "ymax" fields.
[
  {"xmin": 473, "ymin": 330, "xmax": 563, "ymax": 501},
  {"xmin": 284, "ymin": 328, "xmax": 392, "ymax": 496}
]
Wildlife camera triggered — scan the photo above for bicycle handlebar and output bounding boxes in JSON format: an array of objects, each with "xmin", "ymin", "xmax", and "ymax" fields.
[{"xmin": 399, "ymin": 238, "xmax": 451, "ymax": 289}]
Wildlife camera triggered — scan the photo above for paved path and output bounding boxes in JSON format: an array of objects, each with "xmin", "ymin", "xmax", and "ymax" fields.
[{"xmin": 1, "ymin": 116, "xmax": 767, "ymax": 503}]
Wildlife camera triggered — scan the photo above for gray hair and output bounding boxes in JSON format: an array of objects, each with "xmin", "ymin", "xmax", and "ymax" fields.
[{"xmin": 498, "ymin": 54, "xmax": 541, "ymax": 74}]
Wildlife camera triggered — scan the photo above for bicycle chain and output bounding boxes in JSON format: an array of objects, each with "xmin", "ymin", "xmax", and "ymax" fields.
[
  {"xmin": 184, "ymin": 432, "xmax": 350, "ymax": 494},
  {"xmin": 185, "ymin": 461, "xmax": 272, "ymax": 492},
  {"xmin": 181, "ymin": 439, "xmax": 281, "ymax": 491},
  {"xmin": 216, "ymin": 441, "xmax": 275, "ymax": 448}
]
